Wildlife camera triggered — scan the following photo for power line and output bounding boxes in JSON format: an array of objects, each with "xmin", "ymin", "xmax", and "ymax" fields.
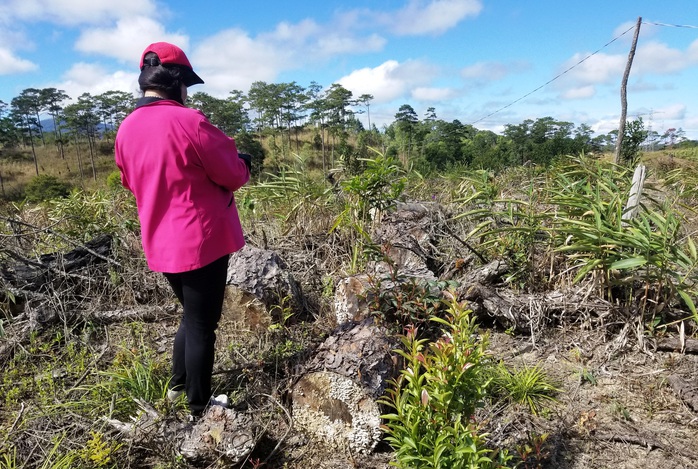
[
  {"xmin": 643, "ymin": 21, "xmax": 698, "ymax": 29},
  {"xmin": 469, "ymin": 22, "xmax": 638, "ymax": 126}
]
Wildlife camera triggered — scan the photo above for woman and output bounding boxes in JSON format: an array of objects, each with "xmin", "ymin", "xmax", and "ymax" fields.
[{"xmin": 114, "ymin": 42, "xmax": 251, "ymax": 417}]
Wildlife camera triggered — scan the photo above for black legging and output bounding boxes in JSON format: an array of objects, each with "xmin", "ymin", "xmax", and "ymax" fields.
[{"xmin": 164, "ymin": 254, "xmax": 229, "ymax": 415}]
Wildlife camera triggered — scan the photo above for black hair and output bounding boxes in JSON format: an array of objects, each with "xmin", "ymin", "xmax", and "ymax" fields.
[{"xmin": 138, "ymin": 52, "xmax": 187, "ymax": 104}]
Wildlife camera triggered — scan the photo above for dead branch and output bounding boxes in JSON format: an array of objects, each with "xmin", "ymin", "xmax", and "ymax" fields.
[
  {"xmin": 594, "ymin": 427, "xmax": 698, "ymax": 462},
  {"xmin": 656, "ymin": 337, "xmax": 698, "ymax": 354},
  {"xmin": 0, "ymin": 216, "xmax": 122, "ymax": 268},
  {"xmin": 667, "ymin": 374, "xmax": 698, "ymax": 413}
]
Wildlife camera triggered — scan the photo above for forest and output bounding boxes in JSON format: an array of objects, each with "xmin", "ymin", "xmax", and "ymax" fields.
[
  {"xmin": 1, "ymin": 80, "xmax": 698, "ymax": 469},
  {"xmin": 1, "ymin": 82, "xmax": 694, "ymax": 194}
]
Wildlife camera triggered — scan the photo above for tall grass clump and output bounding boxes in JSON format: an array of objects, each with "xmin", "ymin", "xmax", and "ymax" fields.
[
  {"xmin": 490, "ymin": 363, "xmax": 562, "ymax": 416},
  {"xmin": 331, "ymin": 151, "xmax": 407, "ymax": 272},
  {"xmin": 87, "ymin": 341, "xmax": 171, "ymax": 418},
  {"xmin": 548, "ymin": 156, "xmax": 698, "ymax": 324},
  {"xmin": 454, "ymin": 154, "xmax": 698, "ymax": 328},
  {"xmin": 241, "ymin": 155, "xmax": 337, "ymax": 234},
  {"xmin": 454, "ymin": 166, "xmax": 552, "ymax": 290}
]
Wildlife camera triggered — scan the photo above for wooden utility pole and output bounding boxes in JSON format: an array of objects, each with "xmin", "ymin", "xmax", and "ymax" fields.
[{"xmin": 614, "ymin": 16, "xmax": 642, "ymax": 164}]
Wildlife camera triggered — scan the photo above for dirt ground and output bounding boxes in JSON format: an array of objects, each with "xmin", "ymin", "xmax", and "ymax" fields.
[{"xmin": 483, "ymin": 327, "xmax": 698, "ymax": 469}]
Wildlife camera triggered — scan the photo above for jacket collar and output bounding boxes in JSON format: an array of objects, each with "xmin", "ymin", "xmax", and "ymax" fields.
[{"xmin": 135, "ymin": 96, "xmax": 183, "ymax": 109}]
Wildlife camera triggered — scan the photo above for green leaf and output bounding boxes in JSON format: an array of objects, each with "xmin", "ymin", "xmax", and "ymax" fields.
[
  {"xmin": 688, "ymin": 236, "xmax": 697, "ymax": 261},
  {"xmin": 678, "ymin": 290, "xmax": 698, "ymax": 325},
  {"xmin": 609, "ymin": 257, "xmax": 647, "ymax": 270}
]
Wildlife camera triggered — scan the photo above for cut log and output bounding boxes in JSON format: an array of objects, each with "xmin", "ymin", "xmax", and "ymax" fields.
[
  {"xmin": 458, "ymin": 281, "xmax": 613, "ymax": 334},
  {"xmin": 226, "ymin": 245, "xmax": 305, "ymax": 326},
  {"xmin": 369, "ymin": 201, "xmax": 444, "ymax": 281},
  {"xmin": 290, "ymin": 317, "xmax": 399, "ymax": 454}
]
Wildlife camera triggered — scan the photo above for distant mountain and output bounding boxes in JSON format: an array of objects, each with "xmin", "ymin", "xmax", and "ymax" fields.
[{"xmin": 39, "ymin": 118, "xmax": 111, "ymax": 134}]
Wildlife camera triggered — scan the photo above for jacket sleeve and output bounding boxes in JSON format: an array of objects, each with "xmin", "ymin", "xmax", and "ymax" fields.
[{"xmin": 195, "ymin": 116, "xmax": 250, "ymax": 192}]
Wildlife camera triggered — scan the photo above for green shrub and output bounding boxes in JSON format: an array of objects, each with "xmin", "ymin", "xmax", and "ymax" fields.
[
  {"xmin": 105, "ymin": 170, "xmax": 122, "ymax": 190},
  {"xmin": 24, "ymin": 175, "xmax": 71, "ymax": 202},
  {"xmin": 380, "ymin": 294, "xmax": 511, "ymax": 468}
]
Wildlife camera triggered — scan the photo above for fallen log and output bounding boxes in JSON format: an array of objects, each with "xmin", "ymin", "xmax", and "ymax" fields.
[
  {"xmin": 1, "ymin": 234, "xmax": 113, "ymax": 291},
  {"xmin": 458, "ymin": 281, "xmax": 614, "ymax": 334},
  {"xmin": 593, "ymin": 420, "xmax": 698, "ymax": 462},
  {"xmin": 289, "ymin": 317, "xmax": 398, "ymax": 454}
]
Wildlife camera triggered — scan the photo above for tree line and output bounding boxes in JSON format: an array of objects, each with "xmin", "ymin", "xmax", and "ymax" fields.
[{"xmin": 0, "ymin": 82, "xmax": 693, "ymax": 181}]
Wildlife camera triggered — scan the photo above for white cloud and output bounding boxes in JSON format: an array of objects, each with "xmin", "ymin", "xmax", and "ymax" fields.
[
  {"xmin": 591, "ymin": 117, "xmax": 620, "ymax": 136},
  {"xmin": 0, "ymin": 0, "xmax": 157, "ymax": 26},
  {"xmin": 53, "ymin": 62, "xmax": 138, "ymax": 99},
  {"xmin": 612, "ymin": 20, "xmax": 641, "ymax": 41},
  {"xmin": 560, "ymin": 86, "xmax": 596, "ymax": 100},
  {"xmin": 411, "ymin": 87, "xmax": 458, "ymax": 101},
  {"xmin": 387, "ymin": 0, "xmax": 482, "ymax": 36},
  {"xmin": 192, "ymin": 29, "xmax": 288, "ymax": 96},
  {"xmin": 556, "ymin": 38, "xmax": 698, "ymax": 99},
  {"xmin": 260, "ymin": 17, "xmax": 385, "ymax": 60},
  {"xmin": 75, "ymin": 16, "xmax": 189, "ymax": 64},
  {"xmin": 0, "ymin": 46, "xmax": 37, "ymax": 75},
  {"xmin": 461, "ymin": 60, "xmax": 530, "ymax": 82},
  {"xmin": 337, "ymin": 60, "xmax": 437, "ymax": 103},
  {"xmin": 314, "ymin": 33, "xmax": 386, "ymax": 57},
  {"xmin": 635, "ymin": 40, "xmax": 697, "ymax": 74},
  {"xmin": 655, "ymin": 103, "xmax": 686, "ymax": 120},
  {"xmin": 559, "ymin": 52, "xmax": 626, "ymax": 86}
]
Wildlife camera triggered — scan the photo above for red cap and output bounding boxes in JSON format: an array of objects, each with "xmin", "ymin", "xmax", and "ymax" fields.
[{"xmin": 139, "ymin": 42, "xmax": 204, "ymax": 86}]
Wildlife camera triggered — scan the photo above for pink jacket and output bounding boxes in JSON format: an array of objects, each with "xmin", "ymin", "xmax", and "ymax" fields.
[{"xmin": 114, "ymin": 98, "xmax": 249, "ymax": 273}]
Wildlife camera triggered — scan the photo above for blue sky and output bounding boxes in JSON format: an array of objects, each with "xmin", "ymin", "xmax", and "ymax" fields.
[{"xmin": 1, "ymin": 0, "xmax": 698, "ymax": 139}]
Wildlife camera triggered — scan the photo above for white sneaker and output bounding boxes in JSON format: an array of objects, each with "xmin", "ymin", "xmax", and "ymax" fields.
[
  {"xmin": 167, "ymin": 388, "xmax": 184, "ymax": 402},
  {"xmin": 210, "ymin": 394, "xmax": 229, "ymax": 408}
]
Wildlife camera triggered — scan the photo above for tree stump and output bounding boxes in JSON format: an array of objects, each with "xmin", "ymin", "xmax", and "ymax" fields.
[
  {"xmin": 180, "ymin": 406, "xmax": 258, "ymax": 464},
  {"xmin": 222, "ymin": 245, "xmax": 304, "ymax": 331},
  {"xmin": 370, "ymin": 201, "xmax": 443, "ymax": 281},
  {"xmin": 289, "ymin": 317, "xmax": 398, "ymax": 454},
  {"xmin": 333, "ymin": 202, "xmax": 446, "ymax": 327},
  {"xmin": 106, "ymin": 400, "xmax": 259, "ymax": 466}
]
